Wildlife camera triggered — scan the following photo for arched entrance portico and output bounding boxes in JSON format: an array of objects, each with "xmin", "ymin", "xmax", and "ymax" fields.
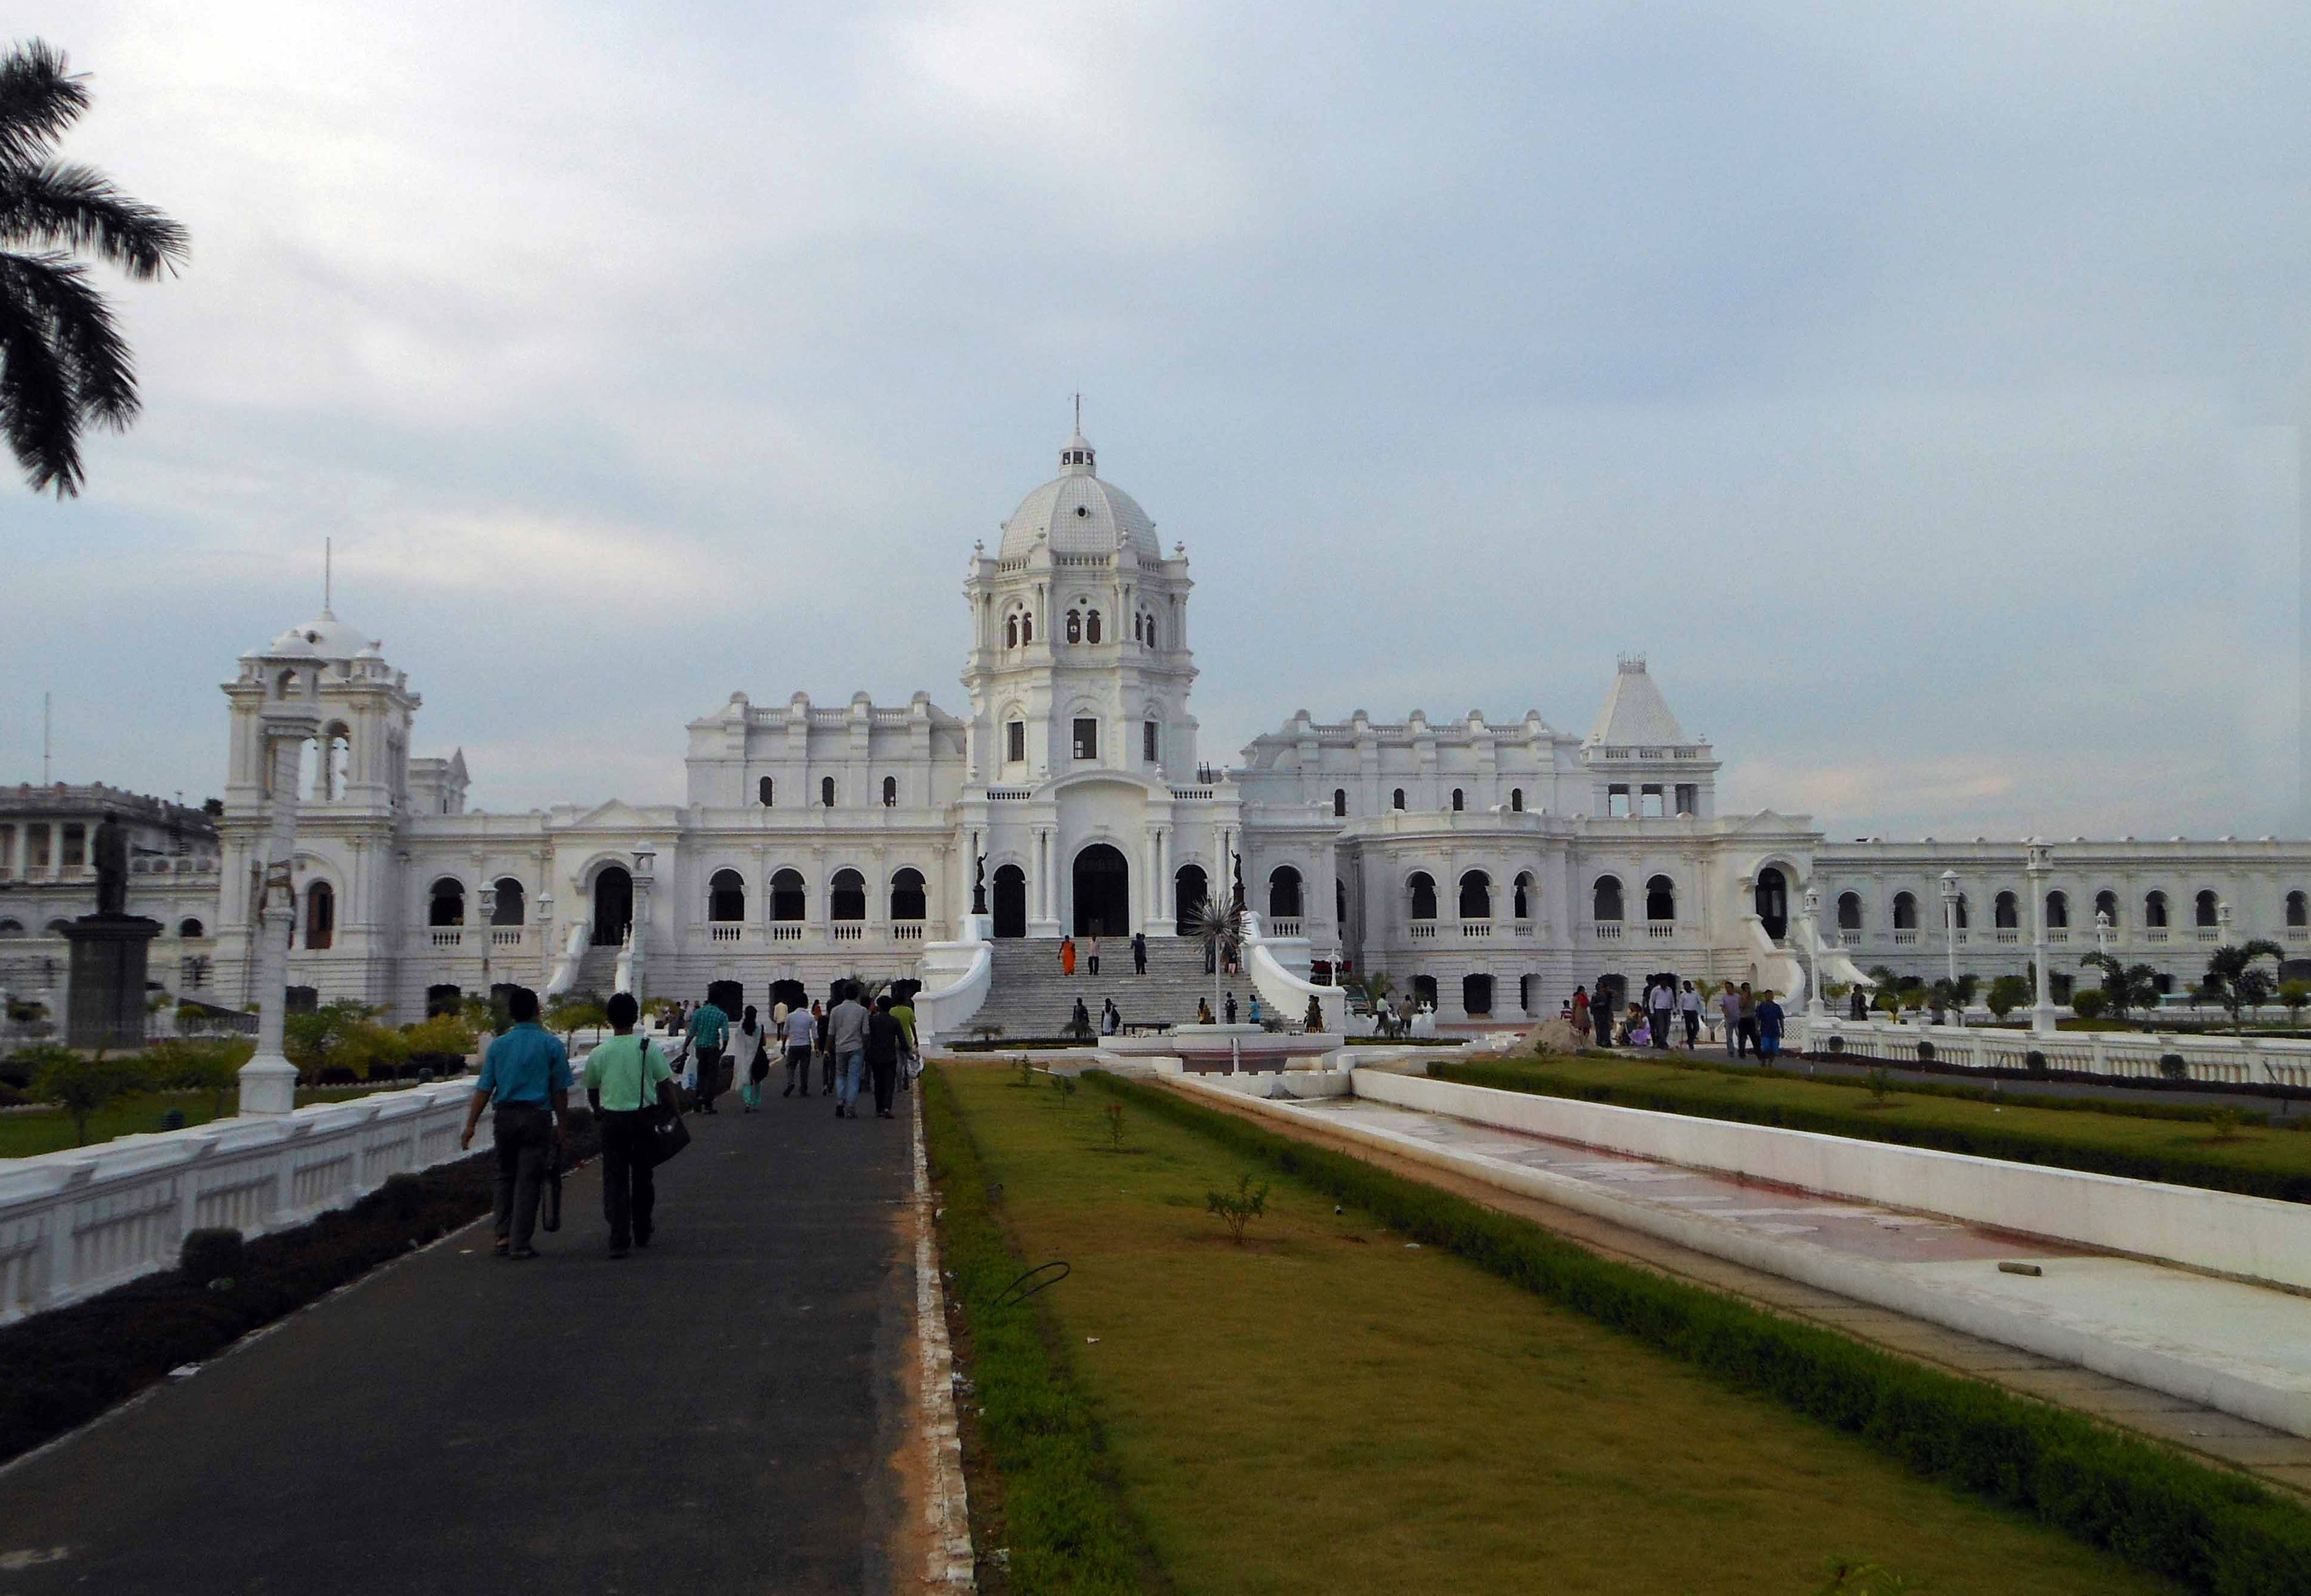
[
  {"xmin": 1174, "ymin": 864, "xmax": 1207, "ymax": 932},
  {"xmin": 1073, "ymin": 843, "xmax": 1129, "ymax": 936},
  {"xmin": 992, "ymin": 864, "xmax": 1027, "ymax": 939}
]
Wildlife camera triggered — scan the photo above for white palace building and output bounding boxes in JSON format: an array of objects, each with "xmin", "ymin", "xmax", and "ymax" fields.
[{"xmin": 10, "ymin": 424, "xmax": 2311, "ymax": 1033}]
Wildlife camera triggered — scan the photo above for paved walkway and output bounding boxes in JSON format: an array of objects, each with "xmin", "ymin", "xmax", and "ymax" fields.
[{"xmin": 0, "ymin": 1087, "xmax": 923, "ymax": 1594}]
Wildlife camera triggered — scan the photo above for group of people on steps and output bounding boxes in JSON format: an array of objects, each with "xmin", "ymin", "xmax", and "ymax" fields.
[{"xmin": 1564, "ymin": 977, "xmax": 1783, "ymax": 1059}]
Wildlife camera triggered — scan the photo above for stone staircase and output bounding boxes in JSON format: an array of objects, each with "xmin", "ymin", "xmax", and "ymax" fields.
[{"xmin": 970, "ymin": 937, "xmax": 1227, "ymax": 1039}]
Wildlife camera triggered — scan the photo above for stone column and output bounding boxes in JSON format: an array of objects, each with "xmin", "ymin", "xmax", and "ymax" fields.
[
  {"xmin": 2026, "ymin": 841, "xmax": 2056, "ymax": 1037},
  {"xmin": 240, "ymin": 695, "xmax": 319, "ymax": 1115}
]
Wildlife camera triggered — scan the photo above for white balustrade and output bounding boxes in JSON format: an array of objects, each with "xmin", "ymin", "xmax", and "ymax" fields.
[
  {"xmin": 1798, "ymin": 1014, "xmax": 2311, "ymax": 1092},
  {"xmin": 0, "ymin": 1078, "xmax": 486, "ymax": 1324},
  {"xmin": 430, "ymin": 929, "xmax": 462, "ymax": 949},
  {"xmin": 1409, "ymin": 923, "xmax": 1438, "ymax": 939},
  {"xmin": 1270, "ymin": 918, "xmax": 1304, "ymax": 938},
  {"xmin": 893, "ymin": 922, "xmax": 926, "ymax": 941},
  {"xmin": 1594, "ymin": 923, "xmax": 1622, "ymax": 941},
  {"xmin": 831, "ymin": 924, "xmax": 864, "ymax": 942},
  {"xmin": 1459, "ymin": 921, "xmax": 1489, "ymax": 939},
  {"xmin": 710, "ymin": 925, "xmax": 743, "ymax": 942}
]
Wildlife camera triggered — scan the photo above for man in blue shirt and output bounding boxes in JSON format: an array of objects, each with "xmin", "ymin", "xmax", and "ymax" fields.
[
  {"xmin": 685, "ymin": 997, "xmax": 730, "ymax": 1114},
  {"xmin": 1756, "ymin": 989, "xmax": 1786, "ymax": 1063},
  {"xmin": 460, "ymin": 986, "xmax": 571, "ymax": 1259}
]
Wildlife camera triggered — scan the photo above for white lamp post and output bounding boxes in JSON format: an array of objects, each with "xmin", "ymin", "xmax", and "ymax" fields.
[
  {"xmin": 630, "ymin": 844, "xmax": 656, "ymax": 1003},
  {"xmin": 2026, "ymin": 841, "xmax": 2056, "ymax": 1037},
  {"xmin": 477, "ymin": 880, "xmax": 497, "ymax": 1005},
  {"xmin": 1937, "ymin": 870, "xmax": 1960, "ymax": 989},
  {"xmin": 536, "ymin": 891, "xmax": 554, "ymax": 989},
  {"xmin": 1800, "ymin": 885, "xmax": 1827, "ymax": 1039},
  {"xmin": 237, "ymin": 640, "xmax": 323, "ymax": 1115}
]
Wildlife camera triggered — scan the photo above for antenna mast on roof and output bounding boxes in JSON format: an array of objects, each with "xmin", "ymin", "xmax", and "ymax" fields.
[{"xmin": 1074, "ymin": 391, "xmax": 1081, "ymax": 433}]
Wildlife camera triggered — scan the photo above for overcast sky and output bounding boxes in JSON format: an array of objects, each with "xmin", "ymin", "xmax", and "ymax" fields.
[{"xmin": 6, "ymin": 2, "xmax": 2307, "ymax": 840}]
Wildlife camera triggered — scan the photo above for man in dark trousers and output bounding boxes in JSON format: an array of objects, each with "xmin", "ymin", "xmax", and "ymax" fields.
[
  {"xmin": 583, "ymin": 992, "xmax": 676, "ymax": 1258},
  {"xmin": 1131, "ymin": 931, "xmax": 1147, "ymax": 974},
  {"xmin": 864, "ymin": 994, "xmax": 907, "ymax": 1119},
  {"xmin": 458, "ymin": 986, "xmax": 569, "ymax": 1260}
]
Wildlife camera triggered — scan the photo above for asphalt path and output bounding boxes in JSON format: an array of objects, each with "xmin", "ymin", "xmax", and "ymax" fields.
[{"xmin": 0, "ymin": 1081, "xmax": 918, "ymax": 1595}]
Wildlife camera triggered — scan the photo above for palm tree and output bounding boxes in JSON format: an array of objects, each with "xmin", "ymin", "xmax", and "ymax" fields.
[
  {"xmin": 2079, "ymin": 951, "xmax": 2161, "ymax": 1026},
  {"xmin": 2, "ymin": 39, "xmax": 188, "ymax": 496},
  {"xmin": 2198, "ymin": 940, "xmax": 2286, "ymax": 1034}
]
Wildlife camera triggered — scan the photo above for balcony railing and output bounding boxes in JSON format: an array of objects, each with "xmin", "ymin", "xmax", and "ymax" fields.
[
  {"xmin": 1994, "ymin": 930, "xmax": 2019, "ymax": 944},
  {"xmin": 2047, "ymin": 930, "xmax": 2069, "ymax": 944},
  {"xmin": 430, "ymin": 929, "xmax": 461, "ymax": 949},
  {"xmin": 893, "ymin": 923, "xmax": 925, "ymax": 941},
  {"xmin": 1409, "ymin": 923, "xmax": 1437, "ymax": 939},
  {"xmin": 1594, "ymin": 923, "xmax": 1623, "ymax": 941},
  {"xmin": 2198, "ymin": 929, "xmax": 2220, "ymax": 942},
  {"xmin": 772, "ymin": 924, "xmax": 805, "ymax": 941},
  {"xmin": 1459, "ymin": 921, "xmax": 1488, "ymax": 938},
  {"xmin": 1645, "ymin": 922, "xmax": 1674, "ymax": 939},
  {"xmin": 831, "ymin": 924, "xmax": 864, "ymax": 942},
  {"xmin": 711, "ymin": 926, "xmax": 743, "ymax": 942},
  {"xmin": 2147, "ymin": 929, "xmax": 2169, "ymax": 942},
  {"xmin": 490, "ymin": 927, "xmax": 524, "ymax": 948},
  {"xmin": 1892, "ymin": 930, "xmax": 1918, "ymax": 945},
  {"xmin": 1512, "ymin": 923, "xmax": 1535, "ymax": 938},
  {"xmin": 1270, "ymin": 918, "xmax": 1304, "ymax": 938}
]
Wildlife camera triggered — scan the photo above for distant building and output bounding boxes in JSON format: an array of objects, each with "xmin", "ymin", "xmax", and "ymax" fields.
[{"xmin": 0, "ymin": 784, "xmax": 223, "ymax": 998}]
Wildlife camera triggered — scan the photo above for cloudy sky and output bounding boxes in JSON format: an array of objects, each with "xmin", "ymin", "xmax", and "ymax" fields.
[{"xmin": 6, "ymin": 2, "xmax": 2307, "ymax": 839}]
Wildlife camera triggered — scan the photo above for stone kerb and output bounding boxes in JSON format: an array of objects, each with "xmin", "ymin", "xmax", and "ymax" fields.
[
  {"xmin": 1352, "ymin": 1069, "xmax": 2311, "ymax": 1293},
  {"xmin": 0, "ymin": 1078, "xmax": 487, "ymax": 1323}
]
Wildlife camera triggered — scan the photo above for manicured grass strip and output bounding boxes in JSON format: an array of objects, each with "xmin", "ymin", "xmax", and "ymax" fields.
[
  {"xmin": 1088, "ymin": 1071, "xmax": 2311, "ymax": 1595},
  {"xmin": 922, "ymin": 1065, "xmax": 1150, "ymax": 1594},
  {"xmin": 1435, "ymin": 1056, "xmax": 2311, "ymax": 1205}
]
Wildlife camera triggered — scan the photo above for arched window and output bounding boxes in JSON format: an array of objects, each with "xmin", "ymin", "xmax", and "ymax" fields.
[
  {"xmin": 1391, "ymin": 788, "xmax": 1406, "ymax": 811},
  {"xmin": 1994, "ymin": 891, "xmax": 2019, "ymax": 930},
  {"xmin": 1065, "ymin": 609, "xmax": 1081, "ymax": 644},
  {"xmin": 891, "ymin": 867, "xmax": 927, "ymax": 921},
  {"xmin": 1837, "ymin": 891, "xmax": 1862, "ymax": 931},
  {"xmin": 1450, "ymin": 788, "xmax": 1465, "ymax": 812},
  {"xmin": 1174, "ymin": 864, "xmax": 1208, "ymax": 927},
  {"xmin": 770, "ymin": 868, "xmax": 806, "ymax": 923},
  {"xmin": 428, "ymin": 877, "xmax": 465, "ymax": 927},
  {"xmin": 1132, "ymin": 612, "xmax": 1142, "ymax": 643},
  {"xmin": 1021, "ymin": 612, "xmax": 1033, "ymax": 644},
  {"xmin": 1951, "ymin": 893, "xmax": 1969, "ymax": 930},
  {"xmin": 1085, "ymin": 610, "xmax": 1101, "ymax": 644},
  {"xmin": 1513, "ymin": 871, "xmax": 1533, "ymax": 919},
  {"xmin": 1332, "ymin": 788, "xmax": 1347, "ymax": 818},
  {"xmin": 758, "ymin": 776, "xmax": 774, "ymax": 807},
  {"xmin": 1462, "ymin": 973, "xmax": 1493, "ymax": 1016},
  {"xmin": 2095, "ymin": 889, "xmax": 2119, "ymax": 927},
  {"xmin": 830, "ymin": 868, "xmax": 867, "ymax": 923},
  {"xmin": 1645, "ymin": 874, "xmax": 1674, "ymax": 923},
  {"xmin": 2290, "ymin": 891, "xmax": 2308, "ymax": 928},
  {"xmin": 821, "ymin": 776, "xmax": 836, "ymax": 808},
  {"xmin": 1754, "ymin": 868, "xmax": 1788, "ymax": 939},
  {"xmin": 882, "ymin": 776, "xmax": 898, "ymax": 808},
  {"xmin": 2046, "ymin": 890, "xmax": 2068, "ymax": 929},
  {"xmin": 2195, "ymin": 889, "xmax": 2218, "ymax": 928},
  {"xmin": 1408, "ymin": 872, "xmax": 1437, "ymax": 921},
  {"xmin": 1511, "ymin": 788, "xmax": 1524, "ymax": 812},
  {"xmin": 1336, "ymin": 877, "xmax": 1347, "ymax": 927},
  {"xmin": 1592, "ymin": 876, "xmax": 1623, "ymax": 923},
  {"xmin": 176, "ymin": 917, "xmax": 203, "ymax": 938},
  {"xmin": 1458, "ymin": 870, "xmax": 1491, "ymax": 920},
  {"xmin": 305, "ymin": 881, "xmax": 335, "ymax": 950},
  {"xmin": 2144, "ymin": 891, "xmax": 2168, "ymax": 928},
  {"xmin": 707, "ymin": 869, "xmax": 746, "ymax": 922},
  {"xmin": 492, "ymin": 878, "xmax": 524, "ymax": 925},
  {"xmin": 1892, "ymin": 891, "xmax": 1916, "ymax": 930},
  {"xmin": 1005, "ymin": 614, "xmax": 1019, "ymax": 648},
  {"xmin": 1269, "ymin": 865, "xmax": 1304, "ymax": 920}
]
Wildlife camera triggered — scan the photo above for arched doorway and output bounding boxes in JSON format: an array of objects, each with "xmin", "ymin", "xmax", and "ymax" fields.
[
  {"xmin": 1174, "ymin": 864, "xmax": 1208, "ymax": 932},
  {"xmin": 1074, "ymin": 844, "xmax": 1129, "ymax": 936},
  {"xmin": 992, "ymin": 864, "xmax": 1027, "ymax": 939},
  {"xmin": 707, "ymin": 979, "xmax": 744, "ymax": 1016},
  {"xmin": 769, "ymin": 978, "xmax": 809, "ymax": 1014},
  {"xmin": 592, "ymin": 866, "xmax": 633, "ymax": 945},
  {"xmin": 1755, "ymin": 867, "xmax": 1789, "ymax": 940}
]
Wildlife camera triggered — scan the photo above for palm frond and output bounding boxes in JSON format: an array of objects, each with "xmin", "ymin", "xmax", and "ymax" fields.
[
  {"xmin": 0, "ymin": 41, "xmax": 88, "ymax": 170},
  {"xmin": 1, "ymin": 162, "xmax": 188, "ymax": 277},
  {"xmin": 0, "ymin": 247, "xmax": 137, "ymax": 494}
]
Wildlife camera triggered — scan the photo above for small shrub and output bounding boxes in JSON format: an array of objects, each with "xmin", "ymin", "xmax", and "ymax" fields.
[
  {"xmin": 1864, "ymin": 1068, "xmax": 1892, "ymax": 1107},
  {"xmin": 2158, "ymin": 1053, "xmax": 2188, "ymax": 1081},
  {"xmin": 31, "ymin": 1047, "xmax": 152, "ymax": 1145},
  {"xmin": 1205, "ymin": 1172, "xmax": 1271, "ymax": 1244},
  {"xmin": 179, "ymin": 1227, "xmax": 244, "ymax": 1287},
  {"xmin": 2069, "ymin": 989, "xmax": 2109, "ymax": 1021},
  {"xmin": 1914, "ymin": 1041, "xmax": 1934, "ymax": 1063},
  {"xmin": 1825, "ymin": 1036, "xmax": 1846, "ymax": 1056},
  {"xmin": 1012, "ymin": 1054, "xmax": 1036, "ymax": 1088},
  {"xmin": 1106, "ymin": 1103, "xmax": 1126, "ymax": 1151},
  {"xmin": 399, "ymin": 1013, "xmax": 479, "ymax": 1059},
  {"xmin": 2207, "ymin": 1109, "xmax": 2248, "ymax": 1143},
  {"xmin": 2025, "ymin": 1050, "xmax": 2049, "ymax": 1076},
  {"xmin": 1058, "ymin": 1076, "xmax": 1078, "ymax": 1106},
  {"xmin": 380, "ymin": 1172, "xmax": 426, "ymax": 1220}
]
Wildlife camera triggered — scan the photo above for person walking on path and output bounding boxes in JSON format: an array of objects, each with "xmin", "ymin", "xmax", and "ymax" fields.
[
  {"xmin": 1647, "ymin": 977, "xmax": 1673, "ymax": 1051},
  {"xmin": 827, "ymin": 983, "xmax": 871, "ymax": 1119},
  {"xmin": 1571, "ymin": 984, "xmax": 1591, "ymax": 1044},
  {"xmin": 735, "ymin": 1004, "xmax": 769, "ymax": 1112},
  {"xmin": 1756, "ymin": 988, "xmax": 1786, "ymax": 1062},
  {"xmin": 1718, "ymin": 983, "xmax": 1742, "ymax": 1057},
  {"xmin": 812, "ymin": 999, "xmax": 833, "ymax": 1094},
  {"xmin": 686, "ymin": 996, "xmax": 730, "ymax": 1114},
  {"xmin": 583, "ymin": 991, "xmax": 675, "ymax": 1258},
  {"xmin": 1737, "ymin": 983, "xmax": 1760, "ymax": 1060},
  {"xmin": 889, "ymin": 990, "xmax": 919, "ymax": 1089},
  {"xmin": 864, "ymin": 995, "xmax": 906, "ymax": 1119},
  {"xmin": 1100, "ymin": 997, "xmax": 1120, "ymax": 1036},
  {"xmin": 458, "ymin": 987, "xmax": 569, "ymax": 1261},
  {"xmin": 781, "ymin": 1000, "xmax": 817, "ymax": 1097},
  {"xmin": 1060, "ymin": 935, "xmax": 1077, "ymax": 976},
  {"xmin": 1131, "ymin": 931, "xmax": 1146, "ymax": 975},
  {"xmin": 1086, "ymin": 935, "xmax": 1101, "ymax": 976},
  {"xmin": 1679, "ymin": 980, "xmax": 1701, "ymax": 1048}
]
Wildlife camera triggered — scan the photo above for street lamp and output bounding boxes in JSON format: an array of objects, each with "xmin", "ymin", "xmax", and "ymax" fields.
[
  {"xmin": 628, "ymin": 844, "xmax": 656, "ymax": 1003},
  {"xmin": 1800, "ymin": 884, "xmax": 1826, "ymax": 1025},
  {"xmin": 2025, "ymin": 841, "xmax": 2056, "ymax": 1037},
  {"xmin": 536, "ymin": 891, "xmax": 555, "ymax": 991},
  {"xmin": 1938, "ymin": 870, "xmax": 1960, "ymax": 990},
  {"xmin": 477, "ymin": 881, "xmax": 498, "ymax": 1007}
]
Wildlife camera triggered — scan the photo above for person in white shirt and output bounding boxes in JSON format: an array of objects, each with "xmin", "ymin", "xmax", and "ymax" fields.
[
  {"xmin": 1678, "ymin": 980, "xmax": 1702, "ymax": 1048},
  {"xmin": 1647, "ymin": 979, "xmax": 1674, "ymax": 1051},
  {"xmin": 779, "ymin": 1002, "xmax": 818, "ymax": 1098}
]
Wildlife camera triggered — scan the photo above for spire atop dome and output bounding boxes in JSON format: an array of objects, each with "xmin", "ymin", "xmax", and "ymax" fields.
[{"xmin": 1059, "ymin": 393, "xmax": 1095, "ymax": 477}]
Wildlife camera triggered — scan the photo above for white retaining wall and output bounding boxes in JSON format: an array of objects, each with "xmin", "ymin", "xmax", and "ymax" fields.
[
  {"xmin": 1801, "ymin": 1014, "xmax": 2311, "ymax": 1090},
  {"xmin": 1352, "ymin": 1069, "xmax": 2311, "ymax": 1292},
  {"xmin": 0, "ymin": 1079, "xmax": 490, "ymax": 1323}
]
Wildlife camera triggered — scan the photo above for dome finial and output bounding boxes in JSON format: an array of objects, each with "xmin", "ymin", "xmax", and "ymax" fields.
[{"xmin": 1059, "ymin": 394, "xmax": 1095, "ymax": 476}]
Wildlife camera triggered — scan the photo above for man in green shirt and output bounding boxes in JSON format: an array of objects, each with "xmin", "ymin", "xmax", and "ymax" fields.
[
  {"xmin": 889, "ymin": 992, "xmax": 918, "ymax": 1090},
  {"xmin": 685, "ymin": 997, "xmax": 730, "ymax": 1113},
  {"xmin": 585, "ymin": 992, "xmax": 676, "ymax": 1258}
]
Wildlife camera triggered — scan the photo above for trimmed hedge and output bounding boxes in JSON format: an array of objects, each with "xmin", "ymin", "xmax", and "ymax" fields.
[
  {"xmin": 1434, "ymin": 1060, "xmax": 2311, "ymax": 1205},
  {"xmin": 922, "ymin": 1066, "xmax": 1148, "ymax": 1594},
  {"xmin": 1086, "ymin": 1071, "xmax": 2311, "ymax": 1595},
  {"xmin": 0, "ymin": 1116, "xmax": 601, "ymax": 1468}
]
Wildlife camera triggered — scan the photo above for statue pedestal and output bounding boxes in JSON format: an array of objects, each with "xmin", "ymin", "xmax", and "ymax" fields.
[{"xmin": 60, "ymin": 915, "xmax": 162, "ymax": 1051}]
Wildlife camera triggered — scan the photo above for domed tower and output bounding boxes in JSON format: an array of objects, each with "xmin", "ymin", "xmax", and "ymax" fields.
[{"xmin": 962, "ymin": 422, "xmax": 1197, "ymax": 785}]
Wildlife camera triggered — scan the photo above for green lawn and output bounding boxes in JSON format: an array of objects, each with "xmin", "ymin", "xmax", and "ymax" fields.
[
  {"xmin": 933, "ymin": 1062, "xmax": 2177, "ymax": 1594},
  {"xmin": 0, "ymin": 1083, "xmax": 429, "ymax": 1159},
  {"xmin": 1435, "ymin": 1054, "xmax": 2311, "ymax": 1202}
]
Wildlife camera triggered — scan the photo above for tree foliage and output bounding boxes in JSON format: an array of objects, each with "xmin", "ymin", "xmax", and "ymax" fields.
[
  {"xmin": 1, "ymin": 39, "xmax": 189, "ymax": 495},
  {"xmin": 2198, "ymin": 941, "xmax": 2286, "ymax": 1034},
  {"xmin": 2079, "ymin": 951, "xmax": 2161, "ymax": 1025},
  {"xmin": 28, "ymin": 1045, "xmax": 149, "ymax": 1144},
  {"xmin": 1984, "ymin": 974, "xmax": 2031, "ymax": 1021}
]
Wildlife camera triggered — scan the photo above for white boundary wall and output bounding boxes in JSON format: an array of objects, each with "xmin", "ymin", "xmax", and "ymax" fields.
[
  {"xmin": 1352, "ymin": 1069, "xmax": 2311, "ymax": 1292},
  {"xmin": 0, "ymin": 1080, "xmax": 489, "ymax": 1323},
  {"xmin": 1800, "ymin": 1015, "xmax": 2311, "ymax": 1089}
]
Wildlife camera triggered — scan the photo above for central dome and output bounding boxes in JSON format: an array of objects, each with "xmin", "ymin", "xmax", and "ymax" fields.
[{"xmin": 997, "ymin": 430, "xmax": 1160, "ymax": 561}]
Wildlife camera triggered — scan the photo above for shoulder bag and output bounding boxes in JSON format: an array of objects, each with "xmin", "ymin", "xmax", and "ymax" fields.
[{"xmin": 643, "ymin": 1038, "xmax": 692, "ymax": 1168}]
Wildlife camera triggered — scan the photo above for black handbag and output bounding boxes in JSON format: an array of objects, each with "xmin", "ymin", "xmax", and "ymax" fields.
[
  {"xmin": 645, "ymin": 1041, "xmax": 692, "ymax": 1168},
  {"xmin": 541, "ymin": 1144, "xmax": 563, "ymax": 1231}
]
